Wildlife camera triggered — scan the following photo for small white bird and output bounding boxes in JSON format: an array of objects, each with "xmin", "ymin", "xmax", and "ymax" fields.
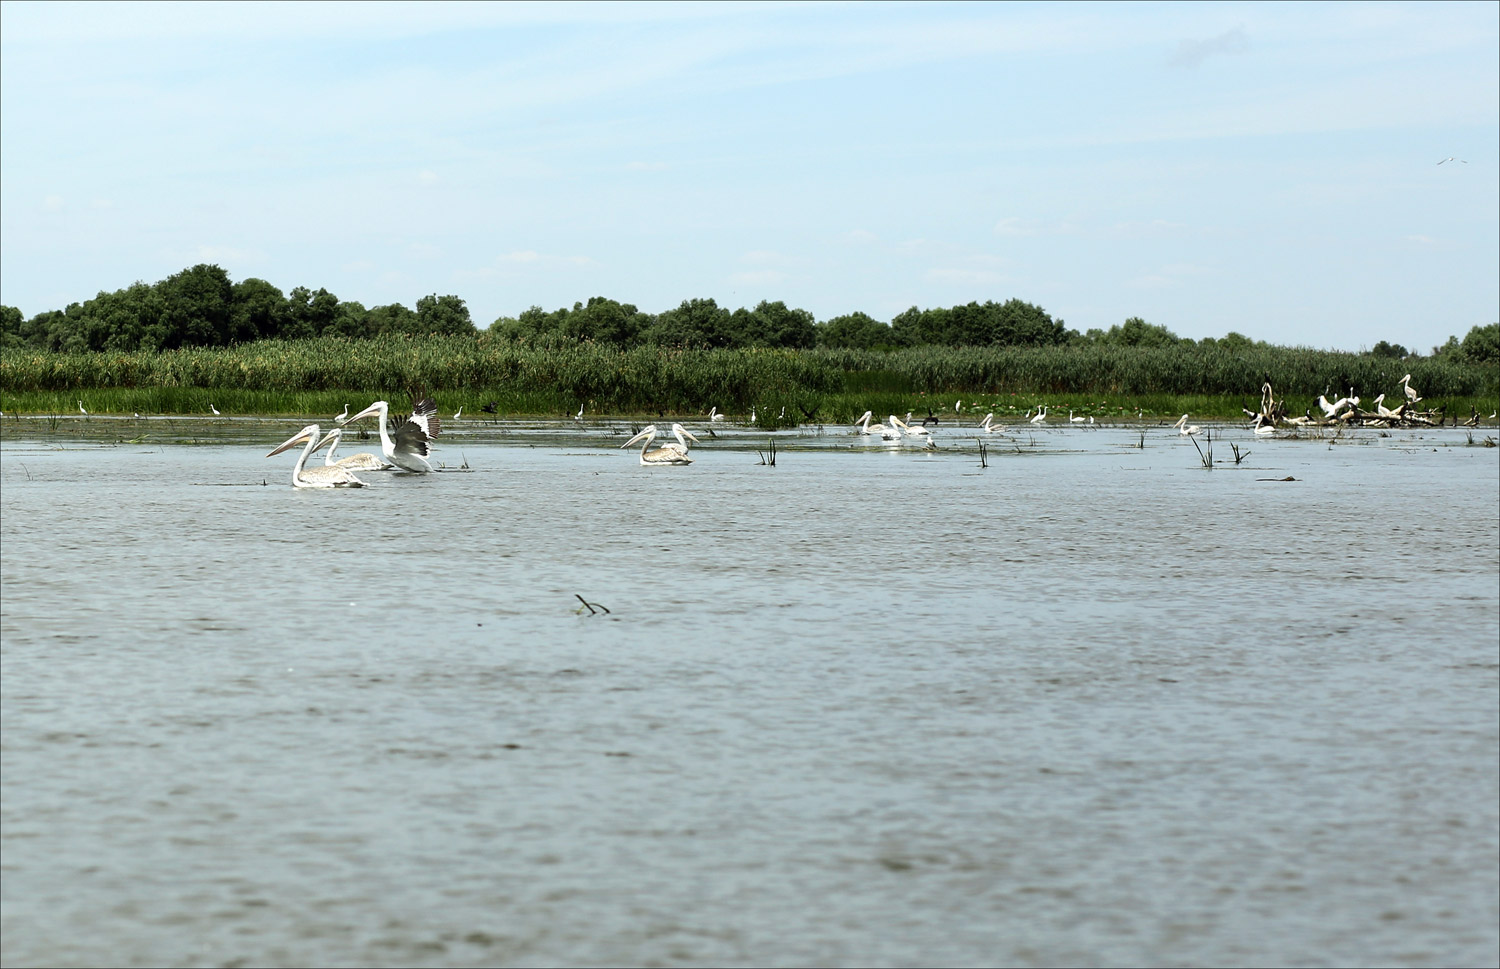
[
  {"xmin": 1029, "ymin": 406, "xmax": 1048, "ymax": 425},
  {"xmin": 77, "ymin": 400, "xmax": 87, "ymax": 416},
  {"xmin": 335, "ymin": 403, "xmax": 350, "ymax": 424},
  {"xmin": 452, "ymin": 406, "xmax": 463, "ymax": 420},
  {"xmin": 1069, "ymin": 410, "xmax": 1086, "ymax": 423},
  {"xmin": 575, "ymin": 404, "xmax": 584, "ymax": 421},
  {"xmin": 1437, "ymin": 157, "xmax": 1468, "ymax": 165},
  {"xmin": 210, "ymin": 404, "xmax": 220, "ymax": 416}
]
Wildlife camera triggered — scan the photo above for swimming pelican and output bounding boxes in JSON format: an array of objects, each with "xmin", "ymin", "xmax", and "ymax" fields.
[
  {"xmin": 1400, "ymin": 373, "xmax": 1421, "ymax": 404},
  {"xmin": 266, "ymin": 425, "xmax": 367, "ymax": 488},
  {"xmin": 342, "ymin": 397, "xmax": 441, "ymax": 473},
  {"xmin": 621, "ymin": 425, "xmax": 695, "ymax": 465},
  {"xmin": 335, "ymin": 403, "xmax": 349, "ymax": 423},
  {"xmin": 979, "ymin": 413, "xmax": 1006, "ymax": 435},
  {"xmin": 854, "ymin": 411, "xmax": 901, "ymax": 440},
  {"xmin": 894, "ymin": 415, "xmax": 929, "ymax": 438},
  {"xmin": 708, "ymin": 406, "xmax": 727, "ymax": 422},
  {"xmin": 1253, "ymin": 422, "xmax": 1275, "ymax": 436},
  {"xmin": 1029, "ymin": 406, "xmax": 1048, "ymax": 425},
  {"xmin": 1069, "ymin": 410, "xmax": 1086, "ymax": 423},
  {"xmin": 210, "ymin": 403, "xmax": 220, "ymax": 416},
  {"xmin": 317, "ymin": 428, "xmax": 391, "ymax": 471},
  {"xmin": 1174, "ymin": 414, "xmax": 1200, "ymax": 435}
]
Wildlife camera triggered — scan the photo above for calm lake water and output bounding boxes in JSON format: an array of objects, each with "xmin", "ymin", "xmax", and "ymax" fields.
[{"xmin": 2, "ymin": 416, "xmax": 1498, "ymax": 968}]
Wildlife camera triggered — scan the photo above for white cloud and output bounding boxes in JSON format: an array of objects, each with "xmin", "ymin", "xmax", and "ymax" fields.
[{"xmin": 1169, "ymin": 26, "xmax": 1249, "ymax": 69}]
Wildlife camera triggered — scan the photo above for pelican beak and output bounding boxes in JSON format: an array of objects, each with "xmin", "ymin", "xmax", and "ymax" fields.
[
  {"xmin": 345, "ymin": 403, "xmax": 383, "ymax": 425},
  {"xmin": 313, "ymin": 431, "xmax": 338, "ymax": 454},
  {"xmin": 266, "ymin": 428, "xmax": 315, "ymax": 457}
]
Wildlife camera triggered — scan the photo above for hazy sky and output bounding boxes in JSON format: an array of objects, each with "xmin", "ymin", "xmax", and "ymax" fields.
[{"xmin": 2, "ymin": 1, "xmax": 1496, "ymax": 351}]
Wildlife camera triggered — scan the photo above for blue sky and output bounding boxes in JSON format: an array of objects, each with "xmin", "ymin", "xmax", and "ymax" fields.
[{"xmin": 2, "ymin": 1, "xmax": 1495, "ymax": 351}]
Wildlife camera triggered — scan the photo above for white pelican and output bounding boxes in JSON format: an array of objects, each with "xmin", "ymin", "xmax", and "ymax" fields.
[
  {"xmin": 854, "ymin": 411, "xmax": 902, "ymax": 440},
  {"xmin": 1253, "ymin": 422, "xmax": 1275, "ymax": 436},
  {"xmin": 1029, "ymin": 406, "xmax": 1048, "ymax": 425},
  {"xmin": 335, "ymin": 403, "xmax": 349, "ymax": 423},
  {"xmin": 1174, "ymin": 414, "xmax": 1201, "ymax": 435},
  {"xmin": 1069, "ymin": 410, "xmax": 1086, "ymax": 423},
  {"xmin": 1316, "ymin": 394, "xmax": 1351, "ymax": 419},
  {"xmin": 1372, "ymin": 393, "xmax": 1399, "ymax": 418},
  {"xmin": 621, "ymin": 425, "xmax": 695, "ymax": 465},
  {"xmin": 343, "ymin": 397, "xmax": 441, "ymax": 473},
  {"xmin": 1400, "ymin": 373, "xmax": 1421, "ymax": 403},
  {"xmin": 266, "ymin": 425, "xmax": 366, "ymax": 488},
  {"xmin": 317, "ymin": 428, "xmax": 391, "ymax": 471},
  {"xmin": 708, "ymin": 406, "xmax": 727, "ymax": 422},
  {"xmin": 210, "ymin": 403, "xmax": 220, "ymax": 416},
  {"xmin": 979, "ymin": 413, "xmax": 1006, "ymax": 435},
  {"xmin": 894, "ymin": 415, "xmax": 929, "ymax": 438}
]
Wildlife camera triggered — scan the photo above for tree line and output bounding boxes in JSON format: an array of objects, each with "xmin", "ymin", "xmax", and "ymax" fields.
[{"xmin": 1, "ymin": 263, "xmax": 1495, "ymax": 364}]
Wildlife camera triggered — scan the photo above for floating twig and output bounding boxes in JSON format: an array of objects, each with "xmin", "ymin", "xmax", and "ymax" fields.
[{"xmin": 574, "ymin": 594, "xmax": 610, "ymax": 615}]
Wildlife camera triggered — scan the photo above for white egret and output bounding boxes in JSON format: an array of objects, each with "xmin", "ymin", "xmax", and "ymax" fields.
[{"xmin": 1029, "ymin": 407, "xmax": 1048, "ymax": 425}]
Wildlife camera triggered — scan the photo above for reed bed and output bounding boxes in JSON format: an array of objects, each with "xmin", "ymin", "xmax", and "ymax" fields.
[{"xmin": 3, "ymin": 336, "xmax": 1495, "ymax": 420}]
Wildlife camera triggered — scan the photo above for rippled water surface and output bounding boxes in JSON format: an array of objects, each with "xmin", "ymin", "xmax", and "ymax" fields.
[{"xmin": 3, "ymin": 418, "xmax": 1498, "ymax": 968}]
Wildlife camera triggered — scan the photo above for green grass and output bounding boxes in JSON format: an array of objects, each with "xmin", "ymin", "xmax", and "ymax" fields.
[{"xmin": 3, "ymin": 336, "xmax": 1495, "ymax": 421}]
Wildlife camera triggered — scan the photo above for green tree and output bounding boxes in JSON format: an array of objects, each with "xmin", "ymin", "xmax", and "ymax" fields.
[
  {"xmin": 0, "ymin": 305, "xmax": 22, "ymax": 348},
  {"xmin": 732, "ymin": 300, "xmax": 817, "ymax": 349},
  {"xmin": 1458, "ymin": 323, "xmax": 1499, "ymax": 364},
  {"xmin": 642, "ymin": 298, "xmax": 733, "ymax": 348},
  {"xmin": 158, "ymin": 263, "xmax": 234, "ymax": 348},
  {"xmin": 1370, "ymin": 340, "xmax": 1408, "ymax": 359},
  {"xmin": 284, "ymin": 286, "xmax": 341, "ymax": 340},
  {"xmin": 230, "ymin": 278, "xmax": 290, "ymax": 343},
  {"xmin": 818, "ymin": 311, "xmax": 892, "ymax": 349},
  {"xmin": 416, "ymin": 294, "xmax": 474, "ymax": 336}
]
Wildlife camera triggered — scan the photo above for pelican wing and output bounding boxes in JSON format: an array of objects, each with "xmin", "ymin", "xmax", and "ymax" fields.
[
  {"xmin": 408, "ymin": 397, "xmax": 442, "ymax": 439},
  {"xmin": 391, "ymin": 418, "xmax": 433, "ymax": 459}
]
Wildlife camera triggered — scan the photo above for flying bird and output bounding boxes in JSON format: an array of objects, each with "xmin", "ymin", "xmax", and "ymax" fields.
[{"xmin": 1437, "ymin": 157, "xmax": 1467, "ymax": 165}]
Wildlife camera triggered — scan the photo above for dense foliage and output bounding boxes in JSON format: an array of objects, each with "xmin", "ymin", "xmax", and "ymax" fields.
[
  {"xmin": 4, "ymin": 336, "xmax": 1494, "ymax": 415},
  {"xmin": 2, "ymin": 265, "xmax": 1494, "ymax": 377}
]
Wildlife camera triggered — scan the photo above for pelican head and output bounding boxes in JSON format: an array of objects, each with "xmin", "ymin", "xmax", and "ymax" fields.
[
  {"xmin": 622, "ymin": 425, "xmax": 658, "ymax": 449},
  {"xmin": 267, "ymin": 424, "xmax": 322, "ymax": 458},
  {"xmin": 670, "ymin": 423, "xmax": 700, "ymax": 448}
]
